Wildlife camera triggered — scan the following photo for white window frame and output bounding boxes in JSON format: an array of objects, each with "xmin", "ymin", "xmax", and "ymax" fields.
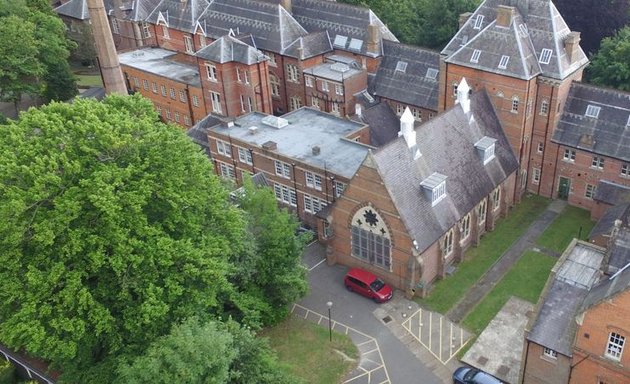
[
  {"xmin": 585, "ymin": 105, "xmax": 601, "ymax": 118},
  {"xmin": 192, "ymin": 95, "xmax": 199, "ymax": 107},
  {"xmin": 335, "ymin": 84, "xmax": 343, "ymax": 96},
  {"xmin": 142, "ymin": 22, "xmax": 151, "ymax": 38},
  {"xmin": 174, "ymin": 111, "xmax": 180, "ymax": 123},
  {"xmin": 543, "ymin": 348, "xmax": 557, "ymax": 359},
  {"xmin": 460, "ymin": 214, "xmax": 471, "ymax": 241},
  {"xmin": 142, "ymin": 79, "xmax": 149, "ymax": 90},
  {"xmin": 271, "ymin": 75, "xmax": 280, "ymax": 97},
  {"xmin": 184, "ymin": 35, "xmax": 194, "ymax": 53},
  {"xmin": 492, "ymin": 187, "xmax": 501, "ymax": 210},
  {"xmin": 511, "ymin": 96, "xmax": 519, "ymax": 113},
  {"xmin": 498, "ymin": 55, "xmax": 509, "ymax": 69},
  {"xmin": 286, "ymin": 64, "xmax": 299, "ymax": 83},
  {"xmin": 151, "ymin": 82, "xmax": 158, "ymax": 93},
  {"xmin": 216, "ymin": 140, "xmax": 231, "ymax": 157},
  {"xmin": 605, "ymin": 332, "xmax": 625, "ymax": 361},
  {"xmin": 331, "ymin": 102, "xmax": 340, "ymax": 115},
  {"xmin": 273, "ymin": 183, "xmax": 297, "ymax": 207},
  {"xmin": 305, "ymin": 171, "xmax": 322, "ymax": 190},
  {"xmin": 443, "ymin": 229, "xmax": 454, "ymax": 257},
  {"xmin": 591, "ymin": 156, "xmax": 605, "ymax": 169},
  {"xmin": 537, "ymin": 142, "xmax": 544, "ymax": 153},
  {"xmin": 218, "ymin": 162, "xmax": 235, "ymax": 179},
  {"xmin": 161, "ymin": 25, "xmax": 169, "ymax": 39},
  {"xmin": 290, "ymin": 96, "xmax": 302, "ymax": 111},
  {"xmin": 621, "ymin": 163, "xmax": 629, "ymax": 177},
  {"xmin": 585, "ymin": 184, "xmax": 596, "ymax": 199},
  {"xmin": 305, "ymin": 76, "xmax": 313, "ymax": 87},
  {"xmin": 321, "ymin": 81, "xmax": 329, "ymax": 92},
  {"xmin": 473, "ymin": 14, "xmax": 484, "ymax": 29},
  {"xmin": 238, "ymin": 147, "xmax": 253, "ymax": 165},
  {"xmin": 563, "ymin": 148, "xmax": 576, "ymax": 162},
  {"xmin": 304, "ymin": 194, "xmax": 327, "ymax": 214},
  {"xmin": 532, "ymin": 168, "xmax": 541, "ymax": 184},
  {"xmin": 179, "ymin": 90, "xmax": 186, "ymax": 103},
  {"xmin": 539, "ymin": 48, "xmax": 553, "ymax": 64},
  {"xmin": 160, "ymin": 85, "xmax": 166, "ymax": 97},
  {"xmin": 311, "ymin": 96, "xmax": 320, "ymax": 110},
  {"xmin": 184, "ymin": 115, "xmax": 191, "ymax": 126},
  {"xmin": 210, "ymin": 91, "xmax": 222, "ymax": 114},
  {"xmin": 111, "ymin": 18, "xmax": 120, "ymax": 34},
  {"xmin": 334, "ymin": 181, "xmax": 345, "ymax": 198},
  {"xmin": 432, "ymin": 181, "xmax": 446, "ymax": 206},
  {"xmin": 205, "ymin": 64, "xmax": 218, "ymax": 82},
  {"xmin": 169, "ymin": 88, "xmax": 176, "ymax": 99},
  {"xmin": 471, "ymin": 49, "xmax": 481, "ymax": 63},
  {"xmin": 274, "ymin": 160, "xmax": 291, "ymax": 178},
  {"xmin": 478, "ymin": 199, "xmax": 487, "ymax": 224},
  {"xmin": 165, "ymin": 108, "xmax": 172, "ymax": 120},
  {"xmin": 395, "ymin": 61, "xmax": 407, "ymax": 72},
  {"xmin": 540, "ymin": 99, "xmax": 549, "ymax": 115}
]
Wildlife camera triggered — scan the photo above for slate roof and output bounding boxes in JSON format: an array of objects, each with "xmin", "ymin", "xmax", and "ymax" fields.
[
  {"xmin": 290, "ymin": 0, "xmax": 398, "ymax": 56},
  {"xmin": 187, "ymin": 113, "xmax": 224, "ymax": 156},
  {"xmin": 590, "ymin": 203, "xmax": 630, "ymax": 239},
  {"xmin": 196, "ymin": 35, "xmax": 267, "ymax": 64},
  {"xmin": 55, "ymin": 0, "xmax": 116, "ymax": 20},
  {"xmin": 370, "ymin": 88, "xmax": 519, "ymax": 253},
  {"xmin": 146, "ymin": 0, "xmax": 209, "ymax": 33},
  {"xmin": 593, "ymin": 180, "xmax": 630, "ymax": 206},
  {"xmin": 580, "ymin": 263, "xmax": 630, "ymax": 313},
  {"xmin": 527, "ymin": 241, "xmax": 605, "ymax": 356},
  {"xmin": 129, "ymin": 0, "xmax": 162, "ymax": 21},
  {"xmin": 197, "ymin": 0, "xmax": 309, "ymax": 55},
  {"xmin": 355, "ymin": 102, "xmax": 399, "ymax": 147},
  {"xmin": 282, "ymin": 30, "xmax": 333, "ymax": 59},
  {"xmin": 442, "ymin": 0, "xmax": 588, "ymax": 80},
  {"xmin": 609, "ymin": 229, "xmax": 630, "ymax": 274},
  {"xmin": 372, "ymin": 40, "xmax": 440, "ymax": 111},
  {"xmin": 552, "ymin": 83, "xmax": 630, "ymax": 162}
]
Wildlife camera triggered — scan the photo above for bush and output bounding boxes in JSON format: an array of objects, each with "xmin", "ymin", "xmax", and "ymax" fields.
[{"xmin": 0, "ymin": 359, "xmax": 15, "ymax": 384}]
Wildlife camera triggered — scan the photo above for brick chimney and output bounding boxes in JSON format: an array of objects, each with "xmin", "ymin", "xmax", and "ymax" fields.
[
  {"xmin": 86, "ymin": 0, "xmax": 127, "ymax": 94},
  {"xmin": 496, "ymin": 5, "xmax": 515, "ymax": 28},
  {"xmin": 280, "ymin": 0, "xmax": 292, "ymax": 13},
  {"xmin": 458, "ymin": 12, "xmax": 473, "ymax": 30},
  {"xmin": 564, "ymin": 32, "xmax": 581, "ymax": 64},
  {"xmin": 367, "ymin": 23, "xmax": 381, "ymax": 55}
]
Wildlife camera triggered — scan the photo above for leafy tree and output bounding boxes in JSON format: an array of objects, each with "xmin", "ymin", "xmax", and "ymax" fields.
[
  {"xmin": 0, "ymin": 94, "xmax": 246, "ymax": 382},
  {"xmin": 116, "ymin": 317, "xmax": 298, "ymax": 384},
  {"xmin": 229, "ymin": 176, "xmax": 308, "ymax": 327},
  {"xmin": 586, "ymin": 26, "xmax": 630, "ymax": 91}
]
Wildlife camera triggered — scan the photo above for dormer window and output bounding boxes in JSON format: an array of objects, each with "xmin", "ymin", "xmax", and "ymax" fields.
[
  {"xmin": 473, "ymin": 15, "xmax": 484, "ymax": 29},
  {"xmin": 471, "ymin": 49, "xmax": 481, "ymax": 63},
  {"xmin": 475, "ymin": 136, "xmax": 497, "ymax": 164},
  {"xmin": 426, "ymin": 68, "xmax": 438, "ymax": 80},
  {"xmin": 396, "ymin": 61, "xmax": 408, "ymax": 72},
  {"xmin": 333, "ymin": 35, "xmax": 347, "ymax": 47},
  {"xmin": 585, "ymin": 105, "xmax": 601, "ymax": 118},
  {"xmin": 498, "ymin": 55, "xmax": 509, "ymax": 69},
  {"xmin": 539, "ymin": 48, "xmax": 553, "ymax": 64},
  {"xmin": 421, "ymin": 172, "xmax": 447, "ymax": 206}
]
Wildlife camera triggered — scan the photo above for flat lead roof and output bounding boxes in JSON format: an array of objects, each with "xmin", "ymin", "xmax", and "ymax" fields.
[{"xmin": 119, "ymin": 48, "xmax": 201, "ymax": 87}]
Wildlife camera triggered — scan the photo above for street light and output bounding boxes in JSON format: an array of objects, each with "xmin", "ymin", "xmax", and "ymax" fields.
[{"xmin": 326, "ymin": 301, "xmax": 333, "ymax": 342}]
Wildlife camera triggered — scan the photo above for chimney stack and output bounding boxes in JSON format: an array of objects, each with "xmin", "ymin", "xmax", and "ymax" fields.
[
  {"xmin": 458, "ymin": 12, "xmax": 473, "ymax": 30},
  {"xmin": 496, "ymin": 5, "xmax": 515, "ymax": 28},
  {"xmin": 565, "ymin": 32, "xmax": 581, "ymax": 64},
  {"xmin": 367, "ymin": 23, "xmax": 381, "ymax": 55},
  {"xmin": 86, "ymin": 0, "xmax": 127, "ymax": 95},
  {"xmin": 280, "ymin": 0, "xmax": 292, "ymax": 13}
]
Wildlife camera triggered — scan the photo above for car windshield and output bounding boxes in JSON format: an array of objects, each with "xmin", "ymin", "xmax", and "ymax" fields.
[
  {"xmin": 464, "ymin": 369, "xmax": 478, "ymax": 381},
  {"xmin": 370, "ymin": 278, "xmax": 385, "ymax": 291}
]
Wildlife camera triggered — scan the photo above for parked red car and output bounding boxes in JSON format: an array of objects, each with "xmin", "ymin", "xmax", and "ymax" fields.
[{"xmin": 344, "ymin": 268, "xmax": 393, "ymax": 303}]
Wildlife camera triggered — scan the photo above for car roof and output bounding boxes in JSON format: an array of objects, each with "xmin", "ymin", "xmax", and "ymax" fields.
[
  {"xmin": 346, "ymin": 268, "xmax": 377, "ymax": 283},
  {"xmin": 473, "ymin": 370, "xmax": 503, "ymax": 384}
]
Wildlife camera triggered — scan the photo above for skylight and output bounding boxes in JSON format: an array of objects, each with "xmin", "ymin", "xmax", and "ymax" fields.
[
  {"xmin": 396, "ymin": 61, "xmax": 408, "ymax": 72},
  {"xmin": 333, "ymin": 35, "xmax": 348, "ymax": 48},
  {"xmin": 426, "ymin": 68, "xmax": 438, "ymax": 80},
  {"xmin": 585, "ymin": 105, "xmax": 601, "ymax": 118},
  {"xmin": 518, "ymin": 24, "xmax": 528, "ymax": 37},
  {"xmin": 473, "ymin": 15, "xmax": 484, "ymax": 30},
  {"xmin": 470, "ymin": 49, "xmax": 481, "ymax": 63},
  {"xmin": 348, "ymin": 38, "xmax": 363, "ymax": 51},
  {"xmin": 461, "ymin": 35, "xmax": 469, "ymax": 45},
  {"xmin": 498, "ymin": 55, "xmax": 510, "ymax": 69},
  {"xmin": 539, "ymin": 48, "xmax": 553, "ymax": 64}
]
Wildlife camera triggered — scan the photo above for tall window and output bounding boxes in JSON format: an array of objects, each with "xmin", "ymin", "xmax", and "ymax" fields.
[
  {"xmin": 238, "ymin": 148, "xmax": 253, "ymax": 165},
  {"xmin": 304, "ymin": 194, "xmax": 326, "ymax": 214},
  {"xmin": 335, "ymin": 84, "xmax": 343, "ymax": 96},
  {"xmin": 192, "ymin": 95, "xmax": 199, "ymax": 107},
  {"xmin": 511, "ymin": 96, "xmax": 519, "ymax": 113},
  {"xmin": 218, "ymin": 162, "xmax": 235, "ymax": 179},
  {"xmin": 199, "ymin": 34, "xmax": 207, "ymax": 47},
  {"xmin": 160, "ymin": 85, "xmax": 166, "ymax": 97},
  {"xmin": 216, "ymin": 140, "xmax": 231, "ymax": 156},
  {"xmin": 274, "ymin": 160, "xmax": 291, "ymax": 178},
  {"xmin": 492, "ymin": 187, "xmax": 501, "ymax": 210},
  {"xmin": 605, "ymin": 332, "xmax": 625, "ymax": 361},
  {"xmin": 351, "ymin": 206, "xmax": 391, "ymax": 270},
  {"xmin": 169, "ymin": 88, "xmax": 176, "ymax": 99},
  {"xmin": 111, "ymin": 18, "xmax": 120, "ymax": 34},
  {"xmin": 179, "ymin": 90, "xmax": 186, "ymax": 103},
  {"xmin": 473, "ymin": 14, "xmax": 484, "ymax": 29},
  {"xmin": 305, "ymin": 76, "xmax": 313, "ymax": 87},
  {"xmin": 540, "ymin": 99, "xmax": 549, "ymax": 115},
  {"xmin": 331, "ymin": 102, "xmax": 340, "ymax": 115},
  {"xmin": 334, "ymin": 181, "xmax": 346, "ymax": 198},
  {"xmin": 286, "ymin": 64, "xmax": 300, "ymax": 82},
  {"xmin": 151, "ymin": 82, "xmax": 158, "ymax": 93},
  {"xmin": 142, "ymin": 79, "xmax": 149, "ymax": 90},
  {"xmin": 321, "ymin": 81, "xmax": 329, "ymax": 92},
  {"xmin": 532, "ymin": 168, "xmax": 541, "ymax": 184},
  {"xmin": 311, "ymin": 97, "xmax": 320, "ymax": 110},
  {"xmin": 270, "ymin": 75, "xmax": 280, "ymax": 97},
  {"xmin": 305, "ymin": 171, "xmax": 322, "ymax": 190},
  {"xmin": 161, "ymin": 25, "xmax": 169, "ymax": 39},
  {"xmin": 273, "ymin": 183, "xmax": 297, "ymax": 207},
  {"xmin": 460, "ymin": 214, "xmax": 471, "ymax": 240},
  {"xmin": 478, "ymin": 199, "xmax": 487, "ymax": 224},
  {"xmin": 622, "ymin": 163, "xmax": 629, "ymax": 177},
  {"xmin": 210, "ymin": 92, "xmax": 222, "ymax": 113},
  {"xmin": 585, "ymin": 184, "xmax": 596, "ymax": 199},
  {"xmin": 289, "ymin": 96, "xmax": 302, "ymax": 111},
  {"xmin": 205, "ymin": 64, "xmax": 217, "ymax": 81},
  {"xmin": 537, "ymin": 142, "xmax": 544, "ymax": 153},
  {"xmin": 184, "ymin": 36, "xmax": 194, "ymax": 53},
  {"xmin": 443, "ymin": 229, "xmax": 454, "ymax": 257},
  {"xmin": 142, "ymin": 22, "xmax": 151, "ymax": 38}
]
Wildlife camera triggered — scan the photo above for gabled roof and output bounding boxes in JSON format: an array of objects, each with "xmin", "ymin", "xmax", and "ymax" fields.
[
  {"xmin": 528, "ymin": 241, "xmax": 605, "ymax": 356},
  {"xmin": 196, "ymin": 35, "xmax": 267, "ymax": 64},
  {"xmin": 290, "ymin": 0, "xmax": 398, "ymax": 56},
  {"xmin": 590, "ymin": 203, "xmax": 630, "ymax": 239},
  {"xmin": 580, "ymin": 263, "xmax": 630, "ymax": 313},
  {"xmin": 442, "ymin": 0, "xmax": 588, "ymax": 80},
  {"xmin": 445, "ymin": 10, "xmax": 540, "ymax": 80},
  {"xmin": 355, "ymin": 102, "xmax": 400, "ymax": 147},
  {"xmin": 55, "ymin": 0, "xmax": 89, "ymax": 20},
  {"xmin": 129, "ymin": 0, "xmax": 162, "ymax": 21},
  {"xmin": 369, "ymin": 89, "xmax": 518, "ymax": 253},
  {"xmin": 282, "ymin": 31, "xmax": 333, "ymax": 59},
  {"xmin": 552, "ymin": 82, "xmax": 630, "ymax": 162},
  {"xmin": 198, "ymin": 0, "xmax": 308, "ymax": 55},
  {"xmin": 372, "ymin": 40, "xmax": 440, "ymax": 111},
  {"xmin": 146, "ymin": 0, "xmax": 210, "ymax": 33},
  {"xmin": 594, "ymin": 180, "xmax": 630, "ymax": 206}
]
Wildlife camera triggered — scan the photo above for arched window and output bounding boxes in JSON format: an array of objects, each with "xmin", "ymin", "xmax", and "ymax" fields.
[
  {"xmin": 460, "ymin": 214, "xmax": 471, "ymax": 240},
  {"xmin": 492, "ymin": 186, "xmax": 501, "ymax": 210},
  {"xmin": 477, "ymin": 199, "xmax": 487, "ymax": 224},
  {"xmin": 443, "ymin": 229, "xmax": 454, "ymax": 257},
  {"xmin": 350, "ymin": 206, "xmax": 391, "ymax": 270},
  {"xmin": 511, "ymin": 96, "xmax": 519, "ymax": 113}
]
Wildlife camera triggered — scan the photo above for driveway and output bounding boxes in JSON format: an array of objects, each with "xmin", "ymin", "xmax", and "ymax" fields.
[{"xmin": 298, "ymin": 243, "xmax": 447, "ymax": 384}]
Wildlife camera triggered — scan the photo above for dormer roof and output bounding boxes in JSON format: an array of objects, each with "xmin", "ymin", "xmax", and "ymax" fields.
[
  {"xmin": 146, "ymin": 0, "xmax": 210, "ymax": 32},
  {"xmin": 196, "ymin": 35, "xmax": 267, "ymax": 64},
  {"xmin": 442, "ymin": 0, "xmax": 588, "ymax": 80}
]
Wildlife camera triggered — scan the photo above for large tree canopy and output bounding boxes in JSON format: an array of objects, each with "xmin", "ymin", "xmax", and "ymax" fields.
[
  {"xmin": 0, "ymin": 94, "xmax": 246, "ymax": 381},
  {"xmin": 586, "ymin": 26, "xmax": 630, "ymax": 91}
]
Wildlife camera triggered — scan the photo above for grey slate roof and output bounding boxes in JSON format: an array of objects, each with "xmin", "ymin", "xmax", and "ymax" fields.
[
  {"xmin": 119, "ymin": 47, "xmax": 201, "ymax": 86},
  {"xmin": 196, "ymin": 35, "xmax": 267, "ymax": 64},
  {"xmin": 209, "ymin": 108, "xmax": 370, "ymax": 178},
  {"xmin": 55, "ymin": 0, "xmax": 89, "ymax": 19},
  {"xmin": 282, "ymin": 30, "xmax": 333, "ymax": 59},
  {"xmin": 290, "ymin": 0, "xmax": 398, "ymax": 57},
  {"xmin": 356, "ymin": 102, "xmax": 399, "ymax": 147},
  {"xmin": 442, "ymin": 0, "xmax": 588, "ymax": 80},
  {"xmin": 580, "ymin": 263, "xmax": 630, "ymax": 313},
  {"xmin": 146, "ymin": 0, "xmax": 209, "ymax": 33},
  {"xmin": 528, "ymin": 241, "xmax": 605, "ymax": 356},
  {"xmin": 552, "ymin": 82, "xmax": 630, "ymax": 162},
  {"xmin": 590, "ymin": 203, "xmax": 630, "ymax": 239},
  {"xmin": 594, "ymin": 180, "xmax": 630, "ymax": 206},
  {"xmin": 372, "ymin": 40, "xmax": 440, "ymax": 111},
  {"xmin": 609, "ymin": 229, "xmax": 630, "ymax": 275},
  {"xmin": 129, "ymin": 0, "xmax": 162, "ymax": 21},
  {"xmin": 187, "ymin": 113, "xmax": 224, "ymax": 156},
  {"xmin": 197, "ymin": 0, "xmax": 308, "ymax": 55},
  {"xmin": 370, "ymin": 89, "xmax": 519, "ymax": 253}
]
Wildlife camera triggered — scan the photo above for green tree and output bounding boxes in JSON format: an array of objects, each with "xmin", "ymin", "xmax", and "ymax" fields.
[
  {"xmin": 230, "ymin": 176, "xmax": 308, "ymax": 327},
  {"xmin": 586, "ymin": 26, "xmax": 630, "ymax": 91},
  {"xmin": 0, "ymin": 94, "xmax": 245, "ymax": 382}
]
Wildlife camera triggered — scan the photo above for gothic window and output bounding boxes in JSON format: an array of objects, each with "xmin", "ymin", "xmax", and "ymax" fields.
[{"xmin": 351, "ymin": 206, "xmax": 391, "ymax": 270}]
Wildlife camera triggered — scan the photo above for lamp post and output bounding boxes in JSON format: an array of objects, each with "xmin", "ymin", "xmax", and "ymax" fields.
[{"xmin": 326, "ymin": 301, "xmax": 333, "ymax": 342}]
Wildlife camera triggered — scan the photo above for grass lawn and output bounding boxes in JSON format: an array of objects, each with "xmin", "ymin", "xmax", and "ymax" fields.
[
  {"xmin": 262, "ymin": 316, "xmax": 358, "ymax": 384},
  {"xmin": 536, "ymin": 205, "xmax": 594, "ymax": 253},
  {"xmin": 417, "ymin": 194, "xmax": 550, "ymax": 314},
  {"xmin": 461, "ymin": 250, "xmax": 557, "ymax": 335},
  {"xmin": 74, "ymin": 73, "xmax": 103, "ymax": 88}
]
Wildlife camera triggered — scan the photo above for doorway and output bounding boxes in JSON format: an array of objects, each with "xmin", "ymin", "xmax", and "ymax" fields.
[{"xmin": 558, "ymin": 177, "xmax": 571, "ymax": 200}]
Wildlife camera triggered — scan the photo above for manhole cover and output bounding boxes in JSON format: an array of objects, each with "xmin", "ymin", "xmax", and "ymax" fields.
[
  {"xmin": 382, "ymin": 316, "xmax": 392, "ymax": 324},
  {"xmin": 497, "ymin": 365, "xmax": 510, "ymax": 376},
  {"xmin": 477, "ymin": 356, "xmax": 488, "ymax": 366}
]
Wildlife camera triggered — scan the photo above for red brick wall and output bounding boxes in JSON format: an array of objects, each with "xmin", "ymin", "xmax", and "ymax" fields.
[{"xmin": 522, "ymin": 342, "xmax": 572, "ymax": 384}]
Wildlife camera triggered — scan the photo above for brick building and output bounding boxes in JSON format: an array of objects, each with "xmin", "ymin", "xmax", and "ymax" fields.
[{"xmin": 322, "ymin": 81, "xmax": 518, "ymax": 296}]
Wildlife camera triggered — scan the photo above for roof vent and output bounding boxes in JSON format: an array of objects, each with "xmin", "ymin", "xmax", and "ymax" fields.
[
  {"xmin": 420, "ymin": 172, "xmax": 447, "ymax": 206},
  {"xmin": 227, "ymin": 121, "xmax": 235, "ymax": 128},
  {"xmin": 248, "ymin": 126, "xmax": 258, "ymax": 135},
  {"xmin": 261, "ymin": 115, "xmax": 289, "ymax": 128},
  {"xmin": 262, "ymin": 140, "xmax": 277, "ymax": 150},
  {"xmin": 474, "ymin": 136, "xmax": 497, "ymax": 164},
  {"xmin": 312, "ymin": 146, "xmax": 321, "ymax": 155},
  {"xmin": 331, "ymin": 62, "xmax": 350, "ymax": 73}
]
